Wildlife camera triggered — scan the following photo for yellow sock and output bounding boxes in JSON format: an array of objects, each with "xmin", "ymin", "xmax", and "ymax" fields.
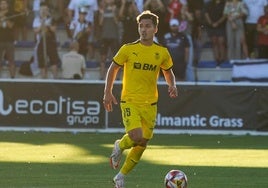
[
  {"xmin": 120, "ymin": 145, "xmax": 146, "ymax": 175},
  {"xmin": 119, "ymin": 134, "xmax": 135, "ymax": 150}
]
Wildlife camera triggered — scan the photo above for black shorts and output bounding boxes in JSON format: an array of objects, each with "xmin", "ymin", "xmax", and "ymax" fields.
[
  {"xmin": 207, "ymin": 26, "xmax": 226, "ymax": 38},
  {"xmin": 37, "ymin": 40, "xmax": 60, "ymax": 68}
]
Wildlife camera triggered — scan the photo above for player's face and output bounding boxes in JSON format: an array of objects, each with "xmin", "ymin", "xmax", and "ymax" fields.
[{"xmin": 138, "ymin": 19, "xmax": 157, "ymax": 42}]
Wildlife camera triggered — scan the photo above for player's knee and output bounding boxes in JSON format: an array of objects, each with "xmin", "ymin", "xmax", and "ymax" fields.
[
  {"xmin": 129, "ymin": 135, "xmax": 148, "ymax": 147},
  {"xmin": 128, "ymin": 128, "xmax": 146, "ymax": 146},
  {"xmin": 128, "ymin": 132, "xmax": 142, "ymax": 144}
]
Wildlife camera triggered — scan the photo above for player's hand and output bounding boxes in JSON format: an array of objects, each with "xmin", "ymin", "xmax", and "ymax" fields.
[
  {"xmin": 103, "ymin": 93, "xmax": 118, "ymax": 112},
  {"xmin": 168, "ymin": 85, "xmax": 178, "ymax": 98}
]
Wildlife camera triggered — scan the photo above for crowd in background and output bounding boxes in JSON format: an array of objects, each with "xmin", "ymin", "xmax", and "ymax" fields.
[{"xmin": 0, "ymin": 0, "xmax": 268, "ymax": 80}]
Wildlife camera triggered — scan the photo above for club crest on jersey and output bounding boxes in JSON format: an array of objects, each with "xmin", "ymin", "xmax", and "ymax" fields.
[{"xmin": 155, "ymin": 52, "xmax": 160, "ymax": 60}]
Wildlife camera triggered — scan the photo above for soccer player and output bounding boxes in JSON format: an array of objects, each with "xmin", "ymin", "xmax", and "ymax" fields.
[{"xmin": 103, "ymin": 10, "xmax": 178, "ymax": 188}]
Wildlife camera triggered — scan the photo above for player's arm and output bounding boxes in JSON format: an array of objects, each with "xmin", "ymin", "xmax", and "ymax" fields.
[
  {"xmin": 103, "ymin": 62, "xmax": 121, "ymax": 112},
  {"xmin": 162, "ymin": 69, "xmax": 178, "ymax": 98}
]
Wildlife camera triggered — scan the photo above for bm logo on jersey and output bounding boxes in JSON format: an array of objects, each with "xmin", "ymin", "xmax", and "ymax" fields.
[{"xmin": 134, "ymin": 62, "xmax": 157, "ymax": 71}]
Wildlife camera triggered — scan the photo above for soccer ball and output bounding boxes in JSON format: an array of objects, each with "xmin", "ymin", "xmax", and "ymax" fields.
[{"xmin": 164, "ymin": 169, "xmax": 188, "ymax": 188}]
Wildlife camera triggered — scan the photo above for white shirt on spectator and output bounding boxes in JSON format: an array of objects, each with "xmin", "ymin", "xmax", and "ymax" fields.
[
  {"xmin": 32, "ymin": 16, "xmax": 52, "ymax": 42},
  {"xmin": 243, "ymin": 0, "xmax": 268, "ymax": 24},
  {"xmin": 33, "ymin": 0, "xmax": 41, "ymax": 11},
  {"xmin": 68, "ymin": 0, "xmax": 98, "ymax": 23},
  {"xmin": 69, "ymin": 20, "xmax": 89, "ymax": 40},
  {"xmin": 61, "ymin": 51, "xmax": 86, "ymax": 79},
  {"xmin": 135, "ymin": 0, "xmax": 144, "ymax": 13}
]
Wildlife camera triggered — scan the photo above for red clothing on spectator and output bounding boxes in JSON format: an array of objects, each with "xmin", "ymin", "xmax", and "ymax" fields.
[
  {"xmin": 166, "ymin": 0, "xmax": 183, "ymax": 22},
  {"xmin": 257, "ymin": 15, "xmax": 268, "ymax": 45}
]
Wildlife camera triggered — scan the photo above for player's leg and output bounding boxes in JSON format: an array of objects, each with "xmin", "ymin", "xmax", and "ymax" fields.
[
  {"xmin": 110, "ymin": 131, "xmax": 138, "ymax": 169},
  {"xmin": 113, "ymin": 103, "xmax": 157, "ymax": 187},
  {"xmin": 112, "ymin": 103, "xmax": 143, "ymax": 187},
  {"xmin": 119, "ymin": 103, "xmax": 157, "ymax": 174},
  {"xmin": 119, "ymin": 133, "xmax": 136, "ymax": 149},
  {"xmin": 113, "ymin": 129, "xmax": 147, "ymax": 188},
  {"xmin": 120, "ymin": 138, "xmax": 147, "ymax": 175},
  {"xmin": 110, "ymin": 103, "xmax": 139, "ymax": 169},
  {"xmin": 113, "ymin": 142, "xmax": 146, "ymax": 188}
]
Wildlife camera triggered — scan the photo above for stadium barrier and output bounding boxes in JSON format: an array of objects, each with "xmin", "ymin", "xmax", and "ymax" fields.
[
  {"xmin": 231, "ymin": 59, "xmax": 268, "ymax": 82},
  {"xmin": 0, "ymin": 79, "xmax": 267, "ymax": 133}
]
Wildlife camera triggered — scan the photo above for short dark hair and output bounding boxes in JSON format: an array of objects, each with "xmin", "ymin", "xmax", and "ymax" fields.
[{"xmin": 136, "ymin": 10, "xmax": 159, "ymax": 27}]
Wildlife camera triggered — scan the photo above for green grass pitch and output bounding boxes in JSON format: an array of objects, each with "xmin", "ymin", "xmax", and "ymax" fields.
[{"xmin": 0, "ymin": 131, "xmax": 267, "ymax": 187}]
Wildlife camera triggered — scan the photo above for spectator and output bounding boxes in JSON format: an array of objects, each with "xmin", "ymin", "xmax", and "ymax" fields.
[
  {"xmin": 45, "ymin": 0, "xmax": 65, "ymax": 24},
  {"xmin": 143, "ymin": 0, "xmax": 167, "ymax": 43},
  {"xmin": 68, "ymin": 0, "xmax": 98, "ymax": 24},
  {"xmin": 187, "ymin": 0, "xmax": 205, "ymax": 68},
  {"xmin": 11, "ymin": 0, "xmax": 29, "ymax": 42},
  {"xmin": 204, "ymin": 0, "xmax": 226, "ymax": 66},
  {"xmin": 0, "ymin": 0, "xmax": 16, "ymax": 78},
  {"xmin": 61, "ymin": 40, "xmax": 86, "ymax": 79},
  {"xmin": 256, "ymin": 5, "xmax": 268, "ymax": 59},
  {"xmin": 32, "ymin": 0, "xmax": 47, "ymax": 18},
  {"xmin": 33, "ymin": 1, "xmax": 60, "ymax": 78},
  {"xmin": 118, "ymin": 0, "xmax": 140, "ymax": 45},
  {"xmin": 57, "ymin": 0, "xmax": 70, "ymax": 22},
  {"xmin": 224, "ymin": 0, "xmax": 248, "ymax": 60},
  {"xmin": 179, "ymin": 2, "xmax": 195, "ymax": 81},
  {"xmin": 69, "ymin": 6, "xmax": 91, "ymax": 58},
  {"xmin": 93, "ymin": 0, "xmax": 104, "ymax": 48},
  {"xmin": 163, "ymin": 18, "xmax": 190, "ymax": 81},
  {"xmin": 243, "ymin": 0, "xmax": 268, "ymax": 58},
  {"xmin": 135, "ymin": 0, "xmax": 144, "ymax": 13},
  {"xmin": 98, "ymin": 0, "xmax": 119, "ymax": 80},
  {"xmin": 187, "ymin": 0, "xmax": 204, "ymax": 16},
  {"xmin": 32, "ymin": 0, "xmax": 42, "ymax": 18},
  {"xmin": 32, "ymin": 0, "xmax": 48, "ymax": 39},
  {"xmin": 67, "ymin": 0, "xmax": 98, "ymax": 60},
  {"xmin": 166, "ymin": 0, "xmax": 183, "ymax": 22},
  {"xmin": 57, "ymin": 0, "xmax": 72, "ymax": 38}
]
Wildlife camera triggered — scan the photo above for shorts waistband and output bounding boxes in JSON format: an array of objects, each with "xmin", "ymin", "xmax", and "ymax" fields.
[{"xmin": 120, "ymin": 101, "xmax": 157, "ymax": 106}]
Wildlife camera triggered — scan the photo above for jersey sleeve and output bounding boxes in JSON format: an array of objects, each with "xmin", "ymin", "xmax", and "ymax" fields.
[
  {"xmin": 160, "ymin": 48, "xmax": 173, "ymax": 71},
  {"xmin": 113, "ymin": 44, "xmax": 128, "ymax": 66}
]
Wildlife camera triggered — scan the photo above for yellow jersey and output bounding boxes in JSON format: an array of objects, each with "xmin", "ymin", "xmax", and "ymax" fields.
[{"xmin": 113, "ymin": 40, "xmax": 173, "ymax": 104}]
